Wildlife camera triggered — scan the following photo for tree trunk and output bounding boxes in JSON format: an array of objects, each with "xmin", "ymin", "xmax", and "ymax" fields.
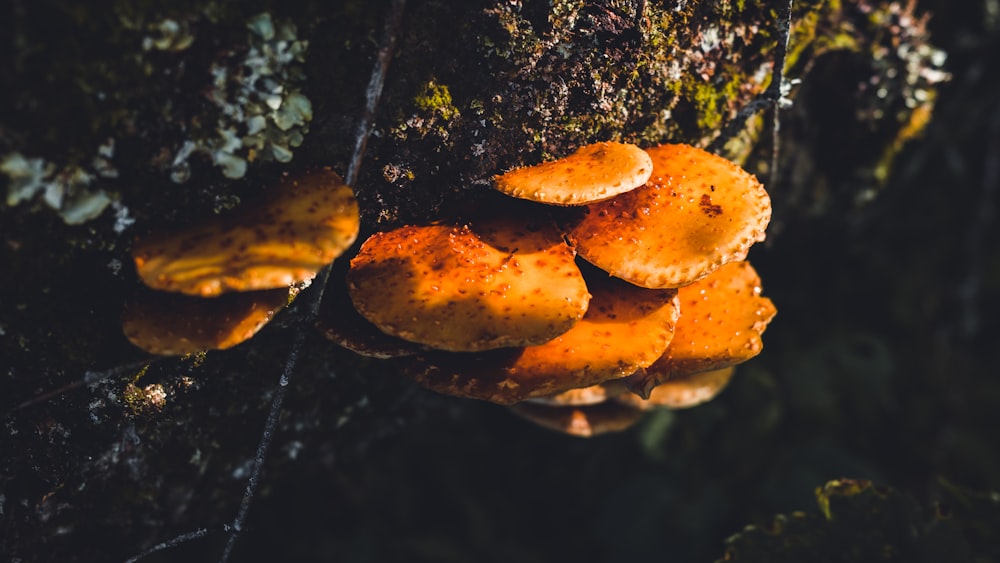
[{"xmin": 0, "ymin": 1, "xmax": 963, "ymax": 562}]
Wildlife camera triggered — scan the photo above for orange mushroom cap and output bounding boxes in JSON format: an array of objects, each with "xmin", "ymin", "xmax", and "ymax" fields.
[
  {"xmin": 565, "ymin": 143, "xmax": 771, "ymax": 288},
  {"xmin": 509, "ymin": 401, "xmax": 644, "ymax": 437},
  {"xmin": 133, "ymin": 167, "xmax": 360, "ymax": 296},
  {"xmin": 493, "ymin": 141, "xmax": 654, "ymax": 206},
  {"xmin": 315, "ymin": 260, "xmax": 423, "ymax": 359},
  {"xmin": 402, "ymin": 274, "xmax": 679, "ymax": 404},
  {"xmin": 121, "ymin": 287, "xmax": 290, "ymax": 356},
  {"xmin": 628, "ymin": 260, "xmax": 776, "ymax": 396},
  {"xmin": 615, "ymin": 366, "xmax": 735, "ymax": 410},
  {"xmin": 347, "ymin": 216, "xmax": 590, "ymax": 352}
]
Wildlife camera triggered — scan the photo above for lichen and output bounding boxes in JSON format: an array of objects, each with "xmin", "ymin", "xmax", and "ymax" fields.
[
  {"xmin": 141, "ymin": 18, "xmax": 197, "ymax": 52},
  {"xmin": 169, "ymin": 12, "xmax": 313, "ymax": 182},
  {"xmin": 1, "ymin": 139, "xmax": 118, "ymax": 225}
]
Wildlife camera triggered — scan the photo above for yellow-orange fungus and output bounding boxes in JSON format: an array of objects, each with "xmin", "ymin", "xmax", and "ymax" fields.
[
  {"xmin": 493, "ymin": 141, "xmax": 653, "ymax": 205},
  {"xmin": 347, "ymin": 215, "xmax": 590, "ymax": 352},
  {"xmin": 133, "ymin": 167, "xmax": 359, "ymax": 296},
  {"xmin": 628, "ymin": 261, "xmax": 776, "ymax": 396},
  {"xmin": 402, "ymin": 274, "xmax": 679, "ymax": 404},
  {"xmin": 566, "ymin": 143, "xmax": 771, "ymax": 288},
  {"xmin": 122, "ymin": 287, "xmax": 290, "ymax": 356}
]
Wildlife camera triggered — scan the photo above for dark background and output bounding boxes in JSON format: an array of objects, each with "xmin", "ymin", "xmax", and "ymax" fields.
[{"xmin": 2, "ymin": 0, "xmax": 999, "ymax": 561}]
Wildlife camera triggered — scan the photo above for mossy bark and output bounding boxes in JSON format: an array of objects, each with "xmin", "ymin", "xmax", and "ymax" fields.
[{"xmin": 0, "ymin": 1, "xmax": 952, "ymax": 561}]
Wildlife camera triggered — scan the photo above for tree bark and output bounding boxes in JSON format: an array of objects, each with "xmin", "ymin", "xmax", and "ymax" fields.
[{"xmin": 0, "ymin": 1, "xmax": 952, "ymax": 561}]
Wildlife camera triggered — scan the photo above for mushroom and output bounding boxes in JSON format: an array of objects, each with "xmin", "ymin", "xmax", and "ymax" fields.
[
  {"xmin": 493, "ymin": 141, "xmax": 654, "ymax": 205},
  {"xmin": 615, "ymin": 366, "xmax": 735, "ymax": 410},
  {"xmin": 121, "ymin": 287, "xmax": 291, "ymax": 356},
  {"xmin": 315, "ymin": 259, "xmax": 424, "ymax": 359},
  {"xmin": 346, "ymin": 214, "xmax": 591, "ymax": 352},
  {"xmin": 402, "ymin": 273, "xmax": 679, "ymax": 404},
  {"xmin": 132, "ymin": 167, "xmax": 360, "ymax": 296},
  {"xmin": 524, "ymin": 380, "xmax": 628, "ymax": 407},
  {"xmin": 565, "ymin": 143, "xmax": 771, "ymax": 289},
  {"xmin": 627, "ymin": 260, "xmax": 776, "ymax": 396},
  {"xmin": 509, "ymin": 401, "xmax": 645, "ymax": 437}
]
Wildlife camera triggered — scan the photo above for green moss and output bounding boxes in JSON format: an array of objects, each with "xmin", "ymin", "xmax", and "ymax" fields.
[
  {"xmin": 689, "ymin": 75, "xmax": 745, "ymax": 132},
  {"xmin": 413, "ymin": 81, "xmax": 459, "ymax": 120}
]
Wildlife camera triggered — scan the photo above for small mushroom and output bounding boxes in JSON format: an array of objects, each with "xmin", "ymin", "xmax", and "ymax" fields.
[
  {"xmin": 493, "ymin": 141, "xmax": 654, "ymax": 205},
  {"xmin": 509, "ymin": 401, "xmax": 645, "ymax": 437},
  {"xmin": 524, "ymin": 380, "xmax": 627, "ymax": 407},
  {"xmin": 347, "ymin": 215, "xmax": 591, "ymax": 352},
  {"xmin": 615, "ymin": 366, "xmax": 735, "ymax": 410},
  {"xmin": 565, "ymin": 143, "xmax": 771, "ymax": 288},
  {"xmin": 121, "ymin": 287, "xmax": 291, "ymax": 356},
  {"xmin": 402, "ymin": 274, "xmax": 680, "ymax": 404},
  {"xmin": 133, "ymin": 167, "xmax": 360, "ymax": 296},
  {"xmin": 627, "ymin": 260, "xmax": 776, "ymax": 396}
]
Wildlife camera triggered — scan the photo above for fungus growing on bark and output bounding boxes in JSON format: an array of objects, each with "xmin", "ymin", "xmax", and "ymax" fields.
[
  {"xmin": 401, "ymin": 275, "xmax": 679, "ymax": 404},
  {"xmin": 628, "ymin": 260, "xmax": 776, "ymax": 395},
  {"xmin": 132, "ymin": 167, "xmax": 359, "ymax": 296},
  {"xmin": 346, "ymin": 215, "xmax": 590, "ymax": 352},
  {"xmin": 121, "ymin": 287, "xmax": 291, "ymax": 356},
  {"xmin": 492, "ymin": 141, "xmax": 653, "ymax": 205},
  {"xmin": 313, "ymin": 141, "xmax": 775, "ymax": 432},
  {"xmin": 565, "ymin": 143, "xmax": 771, "ymax": 289}
]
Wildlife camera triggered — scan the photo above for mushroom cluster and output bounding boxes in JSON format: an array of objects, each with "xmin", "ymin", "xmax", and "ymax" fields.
[
  {"xmin": 123, "ymin": 167, "xmax": 360, "ymax": 355},
  {"xmin": 320, "ymin": 141, "xmax": 777, "ymax": 436}
]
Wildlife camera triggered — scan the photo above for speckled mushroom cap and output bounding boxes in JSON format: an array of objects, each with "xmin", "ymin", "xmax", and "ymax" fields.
[
  {"xmin": 402, "ymin": 274, "xmax": 680, "ymax": 404},
  {"xmin": 347, "ymin": 215, "xmax": 590, "ymax": 352},
  {"xmin": 315, "ymin": 260, "xmax": 423, "ymax": 359},
  {"xmin": 615, "ymin": 366, "xmax": 735, "ymax": 410},
  {"xmin": 565, "ymin": 143, "xmax": 771, "ymax": 288},
  {"xmin": 509, "ymin": 401, "xmax": 645, "ymax": 437},
  {"xmin": 133, "ymin": 167, "xmax": 359, "ymax": 296},
  {"xmin": 121, "ymin": 287, "xmax": 290, "ymax": 356},
  {"xmin": 493, "ymin": 141, "xmax": 654, "ymax": 206},
  {"xmin": 628, "ymin": 261, "xmax": 776, "ymax": 395}
]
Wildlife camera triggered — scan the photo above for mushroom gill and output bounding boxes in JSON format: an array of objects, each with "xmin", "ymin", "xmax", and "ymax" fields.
[
  {"xmin": 615, "ymin": 366, "xmax": 736, "ymax": 410},
  {"xmin": 509, "ymin": 401, "xmax": 645, "ymax": 438}
]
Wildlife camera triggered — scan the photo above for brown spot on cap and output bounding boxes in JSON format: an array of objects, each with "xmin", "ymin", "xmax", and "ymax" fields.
[
  {"xmin": 347, "ymin": 215, "xmax": 590, "ymax": 352},
  {"xmin": 133, "ymin": 167, "xmax": 359, "ymax": 296},
  {"xmin": 493, "ymin": 141, "xmax": 653, "ymax": 206},
  {"xmin": 121, "ymin": 287, "xmax": 290, "ymax": 356},
  {"xmin": 402, "ymin": 274, "xmax": 679, "ymax": 404},
  {"xmin": 627, "ymin": 261, "xmax": 776, "ymax": 396},
  {"xmin": 699, "ymin": 193, "xmax": 724, "ymax": 217},
  {"xmin": 565, "ymin": 143, "xmax": 771, "ymax": 288}
]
